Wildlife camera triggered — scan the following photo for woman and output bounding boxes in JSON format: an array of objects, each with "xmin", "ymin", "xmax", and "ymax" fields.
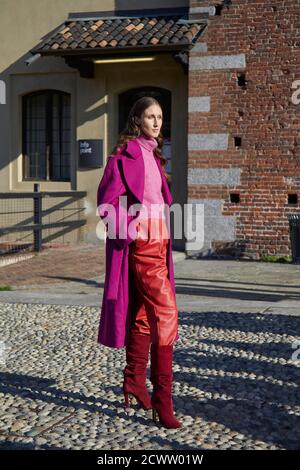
[{"xmin": 97, "ymin": 96, "xmax": 182, "ymax": 429}]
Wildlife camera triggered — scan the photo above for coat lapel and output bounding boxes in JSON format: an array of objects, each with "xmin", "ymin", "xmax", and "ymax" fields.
[
  {"xmin": 120, "ymin": 138, "xmax": 173, "ymax": 206},
  {"xmin": 120, "ymin": 139, "xmax": 144, "ymax": 204}
]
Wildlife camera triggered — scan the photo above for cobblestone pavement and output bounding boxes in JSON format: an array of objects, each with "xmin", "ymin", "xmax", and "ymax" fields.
[{"xmin": 0, "ymin": 259, "xmax": 299, "ymax": 450}]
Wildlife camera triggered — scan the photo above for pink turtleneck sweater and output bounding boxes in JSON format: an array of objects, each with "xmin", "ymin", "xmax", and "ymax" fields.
[{"xmin": 136, "ymin": 133, "xmax": 166, "ymax": 220}]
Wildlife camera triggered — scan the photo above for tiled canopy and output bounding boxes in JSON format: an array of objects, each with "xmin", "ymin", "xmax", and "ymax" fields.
[{"xmin": 31, "ymin": 12, "xmax": 207, "ymax": 55}]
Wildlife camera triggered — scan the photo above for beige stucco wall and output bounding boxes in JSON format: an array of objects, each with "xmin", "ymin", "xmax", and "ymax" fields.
[
  {"xmin": 0, "ymin": 0, "xmax": 188, "ymax": 247},
  {"xmin": 82, "ymin": 57, "xmax": 188, "ymax": 246}
]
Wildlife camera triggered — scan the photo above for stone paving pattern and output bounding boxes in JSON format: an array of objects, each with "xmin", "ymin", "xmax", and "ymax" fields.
[
  {"xmin": 0, "ymin": 243, "xmax": 105, "ymax": 287},
  {"xmin": 0, "ymin": 248, "xmax": 299, "ymax": 450}
]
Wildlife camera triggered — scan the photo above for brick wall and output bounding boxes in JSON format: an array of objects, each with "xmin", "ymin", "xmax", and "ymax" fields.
[{"xmin": 187, "ymin": 0, "xmax": 300, "ymax": 259}]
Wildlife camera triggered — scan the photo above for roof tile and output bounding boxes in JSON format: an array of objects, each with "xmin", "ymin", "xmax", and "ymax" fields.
[{"xmin": 32, "ymin": 14, "xmax": 206, "ymax": 54}]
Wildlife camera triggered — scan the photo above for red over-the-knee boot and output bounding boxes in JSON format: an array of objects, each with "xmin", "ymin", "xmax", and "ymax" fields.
[
  {"xmin": 123, "ymin": 332, "xmax": 152, "ymax": 410},
  {"xmin": 150, "ymin": 343, "xmax": 182, "ymax": 428}
]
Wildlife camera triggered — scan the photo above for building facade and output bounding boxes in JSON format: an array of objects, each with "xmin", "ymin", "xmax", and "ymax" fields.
[{"xmin": 0, "ymin": 0, "xmax": 299, "ymax": 259}]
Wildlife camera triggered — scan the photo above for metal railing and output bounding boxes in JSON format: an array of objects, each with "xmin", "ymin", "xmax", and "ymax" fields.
[{"xmin": 0, "ymin": 184, "xmax": 87, "ymax": 256}]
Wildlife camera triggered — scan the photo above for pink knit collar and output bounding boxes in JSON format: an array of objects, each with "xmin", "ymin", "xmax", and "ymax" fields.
[{"xmin": 136, "ymin": 132, "xmax": 158, "ymax": 151}]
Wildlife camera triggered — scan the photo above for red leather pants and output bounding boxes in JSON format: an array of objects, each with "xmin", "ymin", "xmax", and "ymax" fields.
[{"xmin": 128, "ymin": 218, "xmax": 178, "ymax": 346}]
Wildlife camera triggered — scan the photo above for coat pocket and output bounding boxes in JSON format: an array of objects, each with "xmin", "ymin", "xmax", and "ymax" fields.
[{"xmin": 106, "ymin": 244, "xmax": 124, "ymax": 300}]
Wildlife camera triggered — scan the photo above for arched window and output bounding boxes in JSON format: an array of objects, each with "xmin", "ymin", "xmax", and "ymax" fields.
[{"xmin": 22, "ymin": 90, "xmax": 71, "ymax": 181}]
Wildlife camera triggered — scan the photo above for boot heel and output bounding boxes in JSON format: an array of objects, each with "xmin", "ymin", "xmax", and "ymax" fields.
[
  {"xmin": 152, "ymin": 408, "xmax": 158, "ymax": 422},
  {"xmin": 124, "ymin": 392, "xmax": 132, "ymax": 411}
]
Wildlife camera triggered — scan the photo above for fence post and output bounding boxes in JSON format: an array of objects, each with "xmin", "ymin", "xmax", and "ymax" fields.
[{"xmin": 33, "ymin": 183, "xmax": 42, "ymax": 252}]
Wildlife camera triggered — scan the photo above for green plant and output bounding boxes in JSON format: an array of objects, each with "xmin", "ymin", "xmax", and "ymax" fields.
[
  {"xmin": 0, "ymin": 285, "xmax": 12, "ymax": 291},
  {"xmin": 260, "ymin": 255, "xmax": 292, "ymax": 263}
]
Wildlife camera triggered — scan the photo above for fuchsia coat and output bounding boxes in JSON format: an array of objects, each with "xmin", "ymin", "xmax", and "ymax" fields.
[{"xmin": 96, "ymin": 137, "xmax": 177, "ymax": 348}]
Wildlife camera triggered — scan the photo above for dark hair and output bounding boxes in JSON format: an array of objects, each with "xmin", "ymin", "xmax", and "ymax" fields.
[{"xmin": 111, "ymin": 96, "xmax": 171, "ymax": 183}]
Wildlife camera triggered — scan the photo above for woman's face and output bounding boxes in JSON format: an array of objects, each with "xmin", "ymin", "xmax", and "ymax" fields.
[{"xmin": 137, "ymin": 104, "xmax": 163, "ymax": 138}]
